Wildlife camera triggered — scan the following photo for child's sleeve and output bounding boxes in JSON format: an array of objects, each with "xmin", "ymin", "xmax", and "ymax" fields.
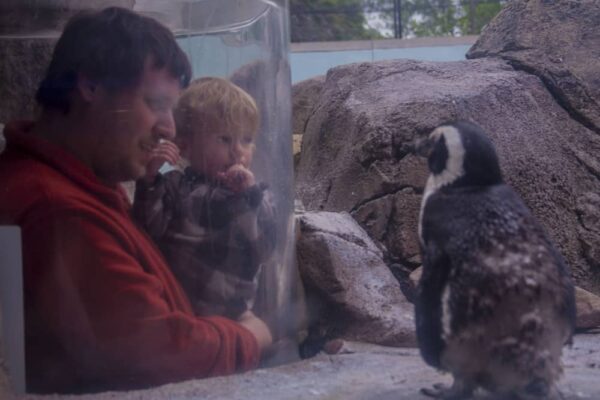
[
  {"xmin": 190, "ymin": 183, "xmax": 277, "ymax": 275},
  {"xmin": 132, "ymin": 171, "xmax": 182, "ymax": 239}
]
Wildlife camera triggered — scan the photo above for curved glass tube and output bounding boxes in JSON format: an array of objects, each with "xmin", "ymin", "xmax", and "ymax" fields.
[{"xmin": 0, "ymin": 0, "xmax": 298, "ymax": 394}]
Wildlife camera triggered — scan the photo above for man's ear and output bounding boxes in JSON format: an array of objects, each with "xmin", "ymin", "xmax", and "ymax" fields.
[{"xmin": 76, "ymin": 74, "xmax": 99, "ymax": 102}]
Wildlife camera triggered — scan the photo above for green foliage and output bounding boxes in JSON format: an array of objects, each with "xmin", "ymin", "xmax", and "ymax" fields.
[
  {"xmin": 290, "ymin": 0, "xmax": 384, "ymax": 42},
  {"xmin": 290, "ymin": 0, "xmax": 507, "ymax": 42},
  {"xmin": 393, "ymin": 0, "xmax": 507, "ymax": 37},
  {"xmin": 457, "ymin": 1, "xmax": 505, "ymax": 35},
  {"xmin": 405, "ymin": 0, "xmax": 460, "ymax": 37}
]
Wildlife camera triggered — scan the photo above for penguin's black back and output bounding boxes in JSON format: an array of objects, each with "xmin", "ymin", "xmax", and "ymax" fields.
[{"xmin": 416, "ymin": 183, "xmax": 576, "ymax": 368}]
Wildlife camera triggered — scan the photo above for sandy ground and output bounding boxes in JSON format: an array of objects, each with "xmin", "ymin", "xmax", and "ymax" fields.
[{"xmin": 15, "ymin": 332, "xmax": 600, "ymax": 400}]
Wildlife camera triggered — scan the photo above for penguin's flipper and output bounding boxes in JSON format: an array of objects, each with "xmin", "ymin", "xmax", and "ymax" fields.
[{"xmin": 416, "ymin": 239, "xmax": 452, "ymax": 368}]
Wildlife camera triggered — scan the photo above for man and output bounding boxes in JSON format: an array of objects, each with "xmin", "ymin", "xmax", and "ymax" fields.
[{"xmin": 0, "ymin": 7, "xmax": 271, "ymax": 394}]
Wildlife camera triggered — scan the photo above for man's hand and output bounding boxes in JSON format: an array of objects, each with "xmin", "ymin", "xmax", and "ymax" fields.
[
  {"xmin": 217, "ymin": 164, "xmax": 256, "ymax": 193},
  {"xmin": 237, "ymin": 311, "xmax": 272, "ymax": 352},
  {"xmin": 143, "ymin": 141, "xmax": 180, "ymax": 183}
]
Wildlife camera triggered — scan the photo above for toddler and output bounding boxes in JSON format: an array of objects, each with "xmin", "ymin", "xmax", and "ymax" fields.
[{"xmin": 133, "ymin": 77, "xmax": 276, "ymax": 319}]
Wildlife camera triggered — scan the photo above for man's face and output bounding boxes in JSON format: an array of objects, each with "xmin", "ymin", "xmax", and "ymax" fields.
[
  {"xmin": 89, "ymin": 65, "xmax": 181, "ymax": 184},
  {"xmin": 185, "ymin": 120, "xmax": 256, "ymax": 180}
]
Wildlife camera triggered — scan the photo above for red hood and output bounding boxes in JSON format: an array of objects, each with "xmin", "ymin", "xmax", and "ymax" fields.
[{"xmin": 2, "ymin": 120, "xmax": 131, "ymax": 213}]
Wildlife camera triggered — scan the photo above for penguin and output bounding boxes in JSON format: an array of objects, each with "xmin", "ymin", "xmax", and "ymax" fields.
[{"xmin": 414, "ymin": 121, "xmax": 576, "ymax": 399}]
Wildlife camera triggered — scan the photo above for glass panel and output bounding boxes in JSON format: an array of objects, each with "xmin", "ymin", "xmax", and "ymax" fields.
[
  {"xmin": 174, "ymin": 1, "xmax": 292, "ymax": 197},
  {"xmin": 0, "ymin": 0, "xmax": 298, "ymax": 394},
  {"xmin": 169, "ymin": 0, "xmax": 299, "ymax": 364}
]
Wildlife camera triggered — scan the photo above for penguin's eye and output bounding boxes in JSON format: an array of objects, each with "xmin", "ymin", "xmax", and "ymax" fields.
[{"xmin": 428, "ymin": 135, "xmax": 449, "ymax": 175}]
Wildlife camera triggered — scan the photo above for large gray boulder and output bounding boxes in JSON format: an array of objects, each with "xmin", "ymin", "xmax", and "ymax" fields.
[
  {"xmin": 292, "ymin": 75, "xmax": 325, "ymax": 136},
  {"xmin": 0, "ymin": 38, "xmax": 56, "ymax": 123},
  {"xmin": 467, "ymin": 0, "xmax": 600, "ymax": 133},
  {"xmin": 296, "ymin": 210, "xmax": 415, "ymax": 348},
  {"xmin": 292, "ymin": 76, "xmax": 325, "ymax": 168},
  {"xmin": 295, "ymin": 57, "xmax": 600, "ymax": 294},
  {"xmin": 576, "ymin": 192, "xmax": 600, "ymax": 284},
  {"xmin": 575, "ymin": 286, "xmax": 600, "ymax": 330}
]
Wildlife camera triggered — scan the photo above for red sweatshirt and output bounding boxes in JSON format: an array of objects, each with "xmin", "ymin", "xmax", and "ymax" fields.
[{"xmin": 0, "ymin": 121, "xmax": 259, "ymax": 394}]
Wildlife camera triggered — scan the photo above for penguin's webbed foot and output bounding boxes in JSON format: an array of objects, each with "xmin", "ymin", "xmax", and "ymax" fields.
[{"xmin": 421, "ymin": 379, "xmax": 474, "ymax": 399}]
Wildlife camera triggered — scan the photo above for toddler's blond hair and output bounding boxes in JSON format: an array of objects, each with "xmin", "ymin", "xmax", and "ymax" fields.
[{"xmin": 174, "ymin": 76, "xmax": 259, "ymax": 139}]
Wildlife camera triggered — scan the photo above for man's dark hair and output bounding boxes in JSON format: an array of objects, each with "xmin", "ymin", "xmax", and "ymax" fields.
[{"xmin": 36, "ymin": 7, "xmax": 192, "ymax": 113}]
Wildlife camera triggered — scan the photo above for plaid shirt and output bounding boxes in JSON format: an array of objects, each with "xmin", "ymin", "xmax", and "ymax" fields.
[{"xmin": 133, "ymin": 168, "xmax": 276, "ymax": 319}]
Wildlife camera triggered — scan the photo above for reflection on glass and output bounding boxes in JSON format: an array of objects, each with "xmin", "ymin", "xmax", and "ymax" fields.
[{"xmin": 0, "ymin": 1, "xmax": 299, "ymax": 395}]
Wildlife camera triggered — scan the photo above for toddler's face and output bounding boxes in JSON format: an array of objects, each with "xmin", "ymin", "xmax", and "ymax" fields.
[{"xmin": 185, "ymin": 123, "xmax": 256, "ymax": 179}]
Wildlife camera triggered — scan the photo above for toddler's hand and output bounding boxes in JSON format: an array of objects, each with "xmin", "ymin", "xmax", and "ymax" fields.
[
  {"xmin": 218, "ymin": 164, "xmax": 255, "ymax": 193},
  {"xmin": 143, "ymin": 140, "xmax": 180, "ymax": 183}
]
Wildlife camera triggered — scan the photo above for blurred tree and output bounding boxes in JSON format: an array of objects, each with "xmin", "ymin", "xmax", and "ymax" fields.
[
  {"xmin": 363, "ymin": 0, "xmax": 409, "ymax": 38},
  {"xmin": 290, "ymin": 0, "xmax": 507, "ymax": 42},
  {"xmin": 290, "ymin": 0, "xmax": 383, "ymax": 42},
  {"xmin": 406, "ymin": 0, "xmax": 459, "ymax": 37},
  {"xmin": 457, "ymin": 0, "xmax": 507, "ymax": 35}
]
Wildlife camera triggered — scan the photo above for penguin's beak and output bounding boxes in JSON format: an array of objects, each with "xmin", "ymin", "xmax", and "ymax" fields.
[{"xmin": 414, "ymin": 136, "xmax": 433, "ymax": 158}]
